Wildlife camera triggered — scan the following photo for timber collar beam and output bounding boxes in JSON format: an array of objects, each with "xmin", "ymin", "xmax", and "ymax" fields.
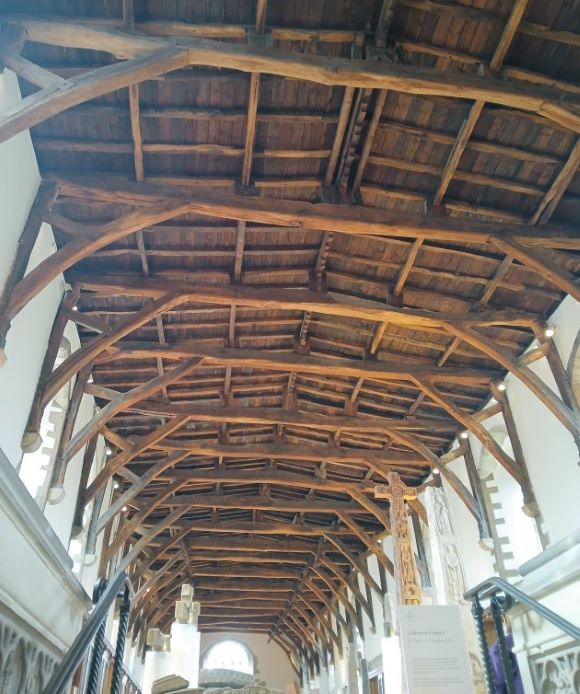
[
  {"xmin": 69, "ymin": 273, "xmax": 537, "ymax": 329},
  {"xmin": 0, "ymin": 16, "xmax": 579, "ymax": 140},
  {"xmin": 100, "ymin": 341, "xmax": 500, "ymax": 383},
  {"xmin": 54, "ymin": 174, "xmax": 578, "ymax": 248}
]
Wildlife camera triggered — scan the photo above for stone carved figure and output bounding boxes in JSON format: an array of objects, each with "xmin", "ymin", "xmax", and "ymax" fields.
[
  {"xmin": 433, "ymin": 487, "xmax": 453, "ymax": 537},
  {"xmin": 147, "ymin": 628, "xmax": 171, "ymax": 652},
  {"xmin": 175, "ymin": 584, "xmax": 201, "ymax": 625},
  {"xmin": 443, "ymin": 542, "xmax": 466, "ymax": 604}
]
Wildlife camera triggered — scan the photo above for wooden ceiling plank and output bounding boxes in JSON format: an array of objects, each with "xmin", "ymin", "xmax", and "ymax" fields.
[
  {"xmin": 433, "ymin": 0, "xmax": 530, "ymax": 205},
  {"xmin": 397, "ymin": 0, "xmax": 580, "ymax": 48},
  {"xmin": 529, "ymin": 138, "xmax": 580, "ymax": 224}
]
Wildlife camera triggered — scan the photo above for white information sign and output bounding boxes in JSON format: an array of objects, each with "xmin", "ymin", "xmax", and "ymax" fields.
[{"xmin": 398, "ymin": 605, "xmax": 475, "ymax": 694}]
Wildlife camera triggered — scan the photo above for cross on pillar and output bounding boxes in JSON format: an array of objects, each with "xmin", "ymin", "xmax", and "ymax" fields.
[{"xmin": 374, "ymin": 471, "xmax": 422, "ymax": 605}]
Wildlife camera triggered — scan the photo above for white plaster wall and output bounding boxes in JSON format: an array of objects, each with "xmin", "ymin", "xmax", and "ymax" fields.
[
  {"xmin": 440, "ymin": 458, "xmax": 496, "ymax": 589},
  {"xmin": 0, "ymin": 71, "xmax": 65, "ymax": 468},
  {"xmin": 504, "ymin": 297, "xmax": 580, "ymax": 546},
  {"xmin": 200, "ymin": 632, "xmax": 298, "ymax": 691},
  {"xmin": 0, "ymin": 69, "xmax": 119, "ymax": 657},
  {"xmin": 0, "ymin": 448, "xmax": 90, "ymax": 653},
  {"xmin": 0, "ymin": 70, "xmax": 40, "ymax": 283}
]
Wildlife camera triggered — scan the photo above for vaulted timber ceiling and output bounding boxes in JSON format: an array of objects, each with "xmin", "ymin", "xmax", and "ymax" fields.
[{"xmin": 1, "ymin": 0, "xmax": 579, "ymax": 664}]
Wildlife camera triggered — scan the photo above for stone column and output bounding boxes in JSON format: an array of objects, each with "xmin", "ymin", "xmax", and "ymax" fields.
[
  {"xmin": 346, "ymin": 640, "xmax": 360, "ymax": 694},
  {"xmin": 171, "ymin": 584, "xmax": 201, "ymax": 687},
  {"xmin": 424, "ymin": 485, "xmax": 485, "ymax": 694}
]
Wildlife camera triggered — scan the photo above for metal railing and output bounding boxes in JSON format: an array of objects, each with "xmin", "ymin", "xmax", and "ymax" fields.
[
  {"xmin": 465, "ymin": 575, "xmax": 580, "ymax": 694},
  {"xmin": 41, "ymin": 571, "xmax": 131, "ymax": 694}
]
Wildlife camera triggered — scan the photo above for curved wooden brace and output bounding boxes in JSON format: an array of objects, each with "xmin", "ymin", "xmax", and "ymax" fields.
[
  {"xmin": 348, "ymin": 489, "xmax": 390, "ymax": 529},
  {"xmin": 320, "ymin": 556, "xmax": 374, "ymax": 628},
  {"xmin": 99, "ymin": 451, "xmax": 190, "ymax": 547},
  {"xmin": 65, "ymin": 358, "xmax": 202, "ymax": 461},
  {"xmin": 323, "ymin": 534, "xmax": 383, "ymax": 598},
  {"xmin": 87, "ymin": 418, "xmax": 190, "ymax": 501},
  {"xmin": 386, "ymin": 427, "xmax": 482, "ymax": 521},
  {"xmin": 129, "ymin": 524, "xmax": 191, "ymax": 578},
  {"xmin": 7, "ymin": 199, "xmax": 196, "ymax": 326},
  {"xmin": 310, "ymin": 567, "xmax": 359, "ymax": 626},
  {"xmin": 40, "ymin": 292, "xmax": 187, "ymax": 417},
  {"xmin": 133, "ymin": 548, "xmax": 187, "ymax": 607},
  {"xmin": 107, "ymin": 481, "xmax": 188, "ymax": 560},
  {"xmin": 416, "ymin": 378, "xmax": 523, "ymax": 483},
  {"xmin": 335, "ymin": 513, "xmax": 394, "ymax": 575},
  {"xmin": 285, "ymin": 612, "xmax": 324, "ymax": 658},
  {"xmin": 2, "ymin": 17, "xmax": 579, "ymax": 132},
  {"xmin": 296, "ymin": 594, "xmax": 343, "ymax": 655},
  {"xmin": 294, "ymin": 603, "xmax": 335, "ymax": 656},
  {"xmin": 271, "ymin": 634, "xmax": 302, "ymax": 678},
  {"xmin": 446, "ymin": 324, "xmax": 580, "ymax": 437},
  {"xmin": 304, "ymin": 579, "xmax": 349, "ymax": 631},
  {"xmin": 493, "ymin": 236, "xmax": 580, "ymax": 302}
]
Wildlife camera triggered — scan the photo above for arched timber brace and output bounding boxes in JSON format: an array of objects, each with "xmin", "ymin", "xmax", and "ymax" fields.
[
  {"xmin": 1, "ymin": 17, "xmax": 580, "ymax": 136},
  {"xmin": 5, "ymin": 0, "xmax": 580, "ymax": 652}
]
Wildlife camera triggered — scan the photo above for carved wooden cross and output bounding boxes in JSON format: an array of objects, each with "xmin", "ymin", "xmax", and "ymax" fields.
[{"xmin": 374, "ymin": 471, "xmax": 422, "ymax": 605}]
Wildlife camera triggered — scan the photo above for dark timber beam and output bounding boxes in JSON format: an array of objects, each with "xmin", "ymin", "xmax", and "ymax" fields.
[
  {"xmin": 54, "ymin": 174, "xmax": 580, "ymax": 248},
  {"xmin": 2, "ymin": 17, "xmax": 579, "ymax": 132}
]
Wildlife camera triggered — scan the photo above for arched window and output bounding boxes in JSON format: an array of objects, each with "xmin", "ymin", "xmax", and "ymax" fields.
[
  {"xmin": 18, "ymin": 338, "xmax": 72, "ymax": 509},
  {"xmin": 203, "ymin": 640, "xmax": 254, "ymax": 675}
]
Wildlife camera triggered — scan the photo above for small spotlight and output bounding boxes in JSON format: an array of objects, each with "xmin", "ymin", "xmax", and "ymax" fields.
[
  {"xmin": 122, "ymin": 506, "xmax": 128, "ymax": 512},
  {"xmin": 88, "ymin": 375, "xmax": 94, "ymax": 384},
  {"xmin": 497, "ymin": 382, "xmax": 506, "ymax": 392},
  {"xmin": 113, "ymin": 481, "xmax": 119, "ymax": 490},
  {"xmin": 72, "ymin": 305, "xmax": 78, "ymax": 312},
  {"xmin": 146, "ymin": 588, "xmax": 150, "ymax": 593},
  {"xmin": 460, "ymin": 431, "xmax": 469, "ymax": 440},
  {"xmin": 105, "ymin": 447, "xmax": 112, "ymax": 456},
  {"xmin": 545, "ymin": 326, "xmax": 555, "ymax": 338},
  {"xmin": 432, "ymin": 467, "xmax": 440, "ymax": 475}
]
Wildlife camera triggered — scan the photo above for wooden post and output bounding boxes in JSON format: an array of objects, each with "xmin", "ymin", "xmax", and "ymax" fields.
[
  {"xmin": 71, "ymin": 434, "xmax": 98, "ymax": 538},
  {"xmin": 374, "ymin": 472, "xmax": 422, "ymax": 605},
  {"xmin": 21, "ymin": 287, "xmax": 78, "ymax": 452},
  {"xmin": 0, "ymin": 182, "xmax": 58, "ymax": 364},
  {"xmin": 462, "ymin": 441, "xmax": 494, "ymax": 548}
]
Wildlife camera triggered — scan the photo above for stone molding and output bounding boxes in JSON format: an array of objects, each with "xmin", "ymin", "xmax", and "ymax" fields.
[
  {"xmin": 0, "ymin": 604, "xmax": 59, "ymax": 694},
  {"xmin": 530, "ymin": 641, "xmax": 580, "ymax": 693},
  {"xmin": 0, "ymin": 446, "xmax": 91, "ymax": 652}
]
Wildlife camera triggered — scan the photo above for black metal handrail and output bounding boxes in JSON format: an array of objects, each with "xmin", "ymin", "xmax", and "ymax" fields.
[
  {"xmin": 41, "ymin": 571, "xmax": 130, "ymax": 694},
  {"xmin": 464, "ymin": 575, "xmax": 580, "ymax": 640}
]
